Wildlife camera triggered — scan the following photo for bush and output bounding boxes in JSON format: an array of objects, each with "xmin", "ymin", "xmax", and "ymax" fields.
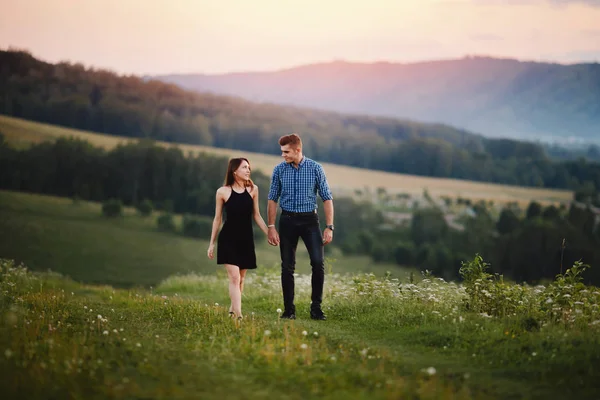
[
  {"xmin": 157, "ymin": 213, "xmax": 176, "ymax": 232},
  {"xmin": 102, "ymin": 199, "xmax": 123, "ymax": 218},
  {"xmin": 182, "ymin": 215, "xmax": 212, "ymax": 238},
  {"xmin": 136, "ymin": 199, "xmax": 153, "ymax": 217},
  {"xmin": 459, "ymin": 254, "xmax": 528, "ymax": 317},
  {"xmin": 394, "ymin": 242, "xmax": 414, "ymax": 266}
]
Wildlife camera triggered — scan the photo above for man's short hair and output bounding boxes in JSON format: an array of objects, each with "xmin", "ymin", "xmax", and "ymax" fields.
[{"xmin": 279, "ymin": 133, "xmax": 302, "ymax": 148}]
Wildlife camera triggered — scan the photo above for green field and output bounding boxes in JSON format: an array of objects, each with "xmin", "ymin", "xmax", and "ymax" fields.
[
  {"xmin": 1, "ymin": 255, "xmax": 599, "ymax": 399},
  {"xmin": 0, "ymin": 114, "xmax": 573, "ymax": 206},
  {"xmin": 0, "ymin": 190, "xmax": 406, "ymax": 287}
]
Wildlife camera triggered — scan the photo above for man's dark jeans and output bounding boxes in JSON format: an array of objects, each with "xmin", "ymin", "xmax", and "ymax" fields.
[{"xmin": 279, "ymin": 212, "xmax": 324, "ymax": 314}]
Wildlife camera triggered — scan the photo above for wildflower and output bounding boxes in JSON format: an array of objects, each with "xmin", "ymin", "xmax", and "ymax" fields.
[
  {"xmin": 136, "ymin": 343, "xmax": 141, "ymax": 347},
  {"xmin": 113, "ymin": 329, "xmax": 118, "ymax": 334},
  {"xmin": 214, "ymin": 303, "xmax": 219, "ymax": 306},
  {"xmin": 300, "ymin": 344, "xmax": 308, "ymax": 350},
  {"xmin": 302, "ymin": 331, "xmax": 308, "ymax": 336},
  {"xmin": 545, "ymin": 298, "xmax": 553, "ymax": 304},
  {"xmin": 97, "ymin": 314, "xmax": 103, "ymax": 319},
  {"xmin": 103, "ymin": 330, "xmax": 109, "ymax": 335},
  {"xmin": 264, "ymin": 330, "xmax": 271, "ymax": 336},
  {"xmin": 532, "ymin": 352, "xmax": 537, "ymax": 357},
  {"xmin": 5, "ymin": 349, "xmax": 12, "ymax": 359},
  {"xmin": 330, "ymin": 356, "xmax": 337, "ymax": 361},
  {"xmin": 422, "ymin": 367, "xmax": 436, "ymax": 376},
  {"xmin": 276, "ymin": 308, "xmax": 282, "ymax": 314},
  {"xmin": 313, "ymin": 332, "xmax": 319, "ymax": 337}
]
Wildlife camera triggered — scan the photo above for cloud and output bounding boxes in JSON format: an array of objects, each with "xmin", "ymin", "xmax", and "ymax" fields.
[
  {"xmin": 470, "ymin": 0, "xmax": 600, "ymax": 6},
  {"xmin": 580, "ymin": 30, "xmax": 600, "ymax": 37},
  {"xmin": 547, "ymin": 0, "xmax": 600, "ymax": 6},
  {"xmin": 469, "ymin": 33, "xmax": 504, "ymax": 41},
  {"xmin": 545, "ymin": 49, "xmax": 600, "ymax": 63}
]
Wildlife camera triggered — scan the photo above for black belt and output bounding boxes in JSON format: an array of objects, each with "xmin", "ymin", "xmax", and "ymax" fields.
[{"xmin": 281, "ymin": 210, "xmax": 316, "ymax": 217}]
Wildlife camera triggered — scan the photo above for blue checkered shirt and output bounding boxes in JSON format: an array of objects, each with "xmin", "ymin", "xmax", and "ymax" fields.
[{"xmin": 268, "ymin": 157, "xmax": 333, "ymax": 213}]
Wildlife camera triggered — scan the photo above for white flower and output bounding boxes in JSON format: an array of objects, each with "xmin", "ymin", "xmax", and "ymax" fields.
[
  {"xmin": 422, "ymin": 367, "xmax": 436, "ymax": 376},
  {"xmin": 264, "ymin": 330, "xmax": 271, "ymax": 336},
  {"xmin": 302, "ymin": 330, "xmax": 308, "ymax": 336},
  {"xmin": 300, "ymin": 343, "xmax": 308, "ymax": 350},
  {"xmin": 97, "ymin": 314, "xmax": 103, "ymax": 319},
  {"xmin": 103, "ymin": 330, "xmax": 109, "ymax": 335},
  {"xmin": 545, "ymin": 298, "xmax": 553, "ymax": 304},
  {"xmin": 276, "ymin": 308, "xmax": 282, "ymax": 313},
  {"xmin": 532, "ymin": 352, "xmax": 537, "ymax": 357},
  {"xmin": 214, "ymin": 303, "xmax": 219, "ymax": 306},
  {"xmin": 136, "ymin": 343, "xmax": 141, "ymax": 347},
  {"xmin": 313, "ymin": 332, "xmax": 319, "ymax": 337},
  {"xmin": 5, "ymin": 349, "xmax": 12, "ymax": 358}
]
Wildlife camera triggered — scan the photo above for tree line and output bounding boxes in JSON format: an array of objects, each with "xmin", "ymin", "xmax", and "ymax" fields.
[
  {"xmin": 2, "ymin": 49, "xmax": 600, "ymax": 193},
  {"xmin": 2, "ymin": 134, "xmax": 599, "ymax": 285}
]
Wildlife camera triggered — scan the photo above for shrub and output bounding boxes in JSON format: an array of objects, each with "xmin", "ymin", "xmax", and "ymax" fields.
[
  {"xmin": 157, "ymin": 213, "xmax": 176, "ymax": 232},
  {"xmin": 136, "ymin": 199, "xmax": 153, "ymax": 217},
  {"xmin": 459, "ymin": 254, "xmax": 528, "ymax": 317},
  {"xmin": 182, "ymin": 215, "xmax": 212, "ymax": 238},
  {"xmin": 102, "ymin": 199, "xmax": 123, "ymax": 218}
]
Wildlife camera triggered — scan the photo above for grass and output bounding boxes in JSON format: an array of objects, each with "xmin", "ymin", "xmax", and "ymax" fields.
[
  {"xmin": 0, "ymin": 190, "xmax": 406, "ymax": 287},
  {"xmin": 1, "ymin": 257, "xmax": 599, "ymax": 399},
  {"xmin": 0, "ymin": 114, "xmax": 573, "ymax": 206}
]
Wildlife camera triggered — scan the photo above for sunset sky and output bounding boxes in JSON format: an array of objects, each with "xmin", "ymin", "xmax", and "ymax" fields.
[{"xmin": 1, "ymin": 0, "xmax": 599, "ymax": 75}]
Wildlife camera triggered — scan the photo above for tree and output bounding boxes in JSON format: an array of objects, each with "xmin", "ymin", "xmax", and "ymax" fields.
[
  {"xmin": 496, "ymin": 208, "xmax": 520, "ymax": 235},
  {"xmin": 526, "ymin": 201, "xmax": 542, "ymax": 219}
]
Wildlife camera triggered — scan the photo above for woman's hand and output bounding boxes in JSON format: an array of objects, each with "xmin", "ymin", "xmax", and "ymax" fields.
[{"xmin": 207, "ymin": 243, "xmax": 215, "ymax": 259}]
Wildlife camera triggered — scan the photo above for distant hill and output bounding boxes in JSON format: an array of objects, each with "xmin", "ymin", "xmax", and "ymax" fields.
[
  {"xmin": 2, "ymin": 49, "xmax": 600, "ymax": 193},
  {"xmin": 156, "ymin": 56, "xmax": 600, "ymax": 144}
]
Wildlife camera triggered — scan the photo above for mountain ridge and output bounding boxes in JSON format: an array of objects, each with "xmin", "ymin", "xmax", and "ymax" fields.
[{"xmin": 155, "ymin": 56, "xmax": 600, "ymax": 144}]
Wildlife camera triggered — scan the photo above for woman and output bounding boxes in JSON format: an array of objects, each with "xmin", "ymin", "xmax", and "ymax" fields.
[{"xmin": 207, "ymin": 158, "xmax": 269, "ymax": 320}]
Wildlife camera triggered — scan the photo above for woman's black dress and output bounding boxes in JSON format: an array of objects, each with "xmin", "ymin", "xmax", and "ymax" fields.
[{"xmin": 217, "ymin": 188, "xmax": 257, "ymax": 270}]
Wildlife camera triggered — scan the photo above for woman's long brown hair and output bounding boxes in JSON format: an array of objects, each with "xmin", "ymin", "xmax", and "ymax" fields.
[{"xmin": 223, "ymin": 157, "xmax": 254, "ymax": 187}]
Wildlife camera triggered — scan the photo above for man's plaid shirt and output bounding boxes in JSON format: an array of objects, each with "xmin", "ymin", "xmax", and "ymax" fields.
[{"xmin": 267, "ymin": 157, "xmax": 333, "ymax": 213}]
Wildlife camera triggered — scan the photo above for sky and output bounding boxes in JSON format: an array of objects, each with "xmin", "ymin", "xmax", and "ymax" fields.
[{"xmin": 1, "ymin": 0, "xmax": 599, "ymax": 75}]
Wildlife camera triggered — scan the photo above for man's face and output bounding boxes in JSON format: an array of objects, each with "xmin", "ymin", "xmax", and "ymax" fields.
[{"xmin": 281, "ymin": 144, "xmax": 300, "ymax": 164}]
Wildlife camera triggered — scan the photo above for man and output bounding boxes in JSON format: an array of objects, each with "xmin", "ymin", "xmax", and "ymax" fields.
[{"xmin": 267, "ymin": 133, "xmax": 334, "ymax": 320}]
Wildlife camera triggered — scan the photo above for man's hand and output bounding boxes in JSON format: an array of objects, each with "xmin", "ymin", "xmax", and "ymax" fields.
[
  {"xmin": 207, "ymin": 243, "xmax": 215, "ymax": 259},
  {"xmin": 322, "ymin": 228, "xmax": 333, "ymax": 245},
  {"xmin": 267, "ymin": 226, "xmax": 280, "ymax": 246}
]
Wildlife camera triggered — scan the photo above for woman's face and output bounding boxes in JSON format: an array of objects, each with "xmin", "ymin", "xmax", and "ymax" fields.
[{"xmin": 235, "ymin": 160, "xmax": 251, "ymax": 181}]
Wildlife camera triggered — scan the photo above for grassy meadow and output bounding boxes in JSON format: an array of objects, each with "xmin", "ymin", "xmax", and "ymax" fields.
[
  {"xmin": 0, "ymin": 115, "xmax": 573, "ymax": 206},
  {"xmin": 1, "ymin": 254, "xmax": 599, "ymax": 399},
  {"xmin": 0, "ymin": 190, "xmax": 405, "ymax": 287}
]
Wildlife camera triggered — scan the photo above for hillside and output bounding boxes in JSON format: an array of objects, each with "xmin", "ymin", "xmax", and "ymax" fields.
[
  {"xmin": 0, "ymin": 115, "xmax": 573, "ymax": 205},
  {"xmin": 2, "ymin": 49, "xmax": 599, "ymax": 193},
  {"xmin": 157, "ymin": 56, "xmax": 600, "ymax": 144}
]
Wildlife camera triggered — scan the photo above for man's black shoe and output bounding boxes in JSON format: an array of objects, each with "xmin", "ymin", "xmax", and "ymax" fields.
[
  {"xmin": 310, "ymin": 311, "xmax": 327, "ymax": 320},
  {"xmin": 280, "ymin": 311, "xmax": 296, "ymax": 320}
]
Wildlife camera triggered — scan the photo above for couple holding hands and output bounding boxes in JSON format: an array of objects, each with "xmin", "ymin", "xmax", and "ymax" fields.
[{"xmin": 207, "ymin": 133, "xmax": 334, "ymax": 321}]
